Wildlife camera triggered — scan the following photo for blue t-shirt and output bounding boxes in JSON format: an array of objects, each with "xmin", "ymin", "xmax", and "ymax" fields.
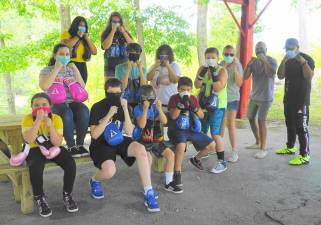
[
  {"xmin": 115, "ymin": 62, "xmax": 147, "ymax": 81},
  {"xmin": 133, "ymin": 104, "xmax": 163, "ymax": 142}
]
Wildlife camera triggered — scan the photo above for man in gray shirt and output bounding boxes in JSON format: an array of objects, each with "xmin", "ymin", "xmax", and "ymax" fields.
[{"xmin": 244, "ymin": 41, "xmax": 277, "ymax": 159}]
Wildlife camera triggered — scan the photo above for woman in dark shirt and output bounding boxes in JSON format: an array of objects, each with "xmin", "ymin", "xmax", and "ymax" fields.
[{"xmin": 101, "ymin": 12, "xmax": 134, "ymax": 81}]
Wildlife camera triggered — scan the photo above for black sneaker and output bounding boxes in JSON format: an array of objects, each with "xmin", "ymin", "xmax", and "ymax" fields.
[
  {"xmin": 63, "ymin": 192, "xmax": 79, "ymax": 213},
  {"xmin": 68, "ymin": 146, "xmax": 81, "ymax": 158},
  {"xmin": 189, "ymin": 157, "xmax": 204, "ymax": 170},
  {"xmin": 164, "ymin": 182, "xmax": 183, "ymax": 194},
  {"xmin": 34, "ymin": 194, "xmax": 52, "ymax": 217},
  {"xmin": 77, "ymin": 146, "xmax": 89, "ymax": 157},
  {"xmin": 173, "ymin": 171, "xmax": 183, "ymax": 187}
]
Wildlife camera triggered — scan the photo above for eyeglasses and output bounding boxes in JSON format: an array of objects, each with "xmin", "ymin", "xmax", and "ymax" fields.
[{"xmin": 224, "ymin": 53, "xmax": 234, "ymax": 57}]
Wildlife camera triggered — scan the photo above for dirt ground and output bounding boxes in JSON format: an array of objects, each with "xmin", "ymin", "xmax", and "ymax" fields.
[{"xmin": 1, "ymin": 124, "xmax": 321, "ymax": 225}]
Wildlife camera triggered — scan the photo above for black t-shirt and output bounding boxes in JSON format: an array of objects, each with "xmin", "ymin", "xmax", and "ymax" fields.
[
  {"xmin": 101, "ymin": 31, "xmax": 130, "ymax": 71},
  {"xmin": 284, "ymin": 53, "xmax": 315, "ymax": 107},
  {"xmin": 89, "ymin": 98, "xmax": 125, "ymax": 146}
]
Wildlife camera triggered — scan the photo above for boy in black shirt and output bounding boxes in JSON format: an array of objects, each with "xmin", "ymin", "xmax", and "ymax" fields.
[
  {"xmin": 88, "ymin": 78, "xmax": 160, "ymax": 212},
  {"xmin": 276, "ymin": 38, "xmax": 315, "ymax": 165}
]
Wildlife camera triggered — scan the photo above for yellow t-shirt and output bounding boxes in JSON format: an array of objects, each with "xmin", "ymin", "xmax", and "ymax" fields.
[
  {"xmin": 21, "ymin": 114, "xmax": 63, "ymax": 148},
  {"xmin": 61, "ymin": 31, "xmax": 85, "ymax": 63}
]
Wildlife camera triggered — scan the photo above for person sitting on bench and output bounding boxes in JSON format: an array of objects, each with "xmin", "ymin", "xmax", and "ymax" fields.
[{"xmin": 21, "ymin": 93, "xmax": 78, "ymax": 217}]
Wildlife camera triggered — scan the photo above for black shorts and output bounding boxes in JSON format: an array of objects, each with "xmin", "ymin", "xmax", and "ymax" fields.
[
  {"xmin": 89, "ymin": 137, "xmax": 136, "ymax": 169},
  {"xmin": 141, "ymin": 141, "xmax": 173, "ymax": 158}
]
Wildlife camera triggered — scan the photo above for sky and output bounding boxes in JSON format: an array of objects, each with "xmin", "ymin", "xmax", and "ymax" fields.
[{"xmin": 140, "ymin": 0, "xmax": 321, "ymax": 53}]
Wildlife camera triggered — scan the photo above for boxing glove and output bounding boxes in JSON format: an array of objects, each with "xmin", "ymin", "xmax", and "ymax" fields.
[
  {"xmin": 47, "ymin": 77, "xmax": 67, "ymax": 104},
  {"xmin": 176, "ymin": 114, "xmax": 190, "ymax": 130},
  {"xmin": 10, "ymin": 143, "xmax": 30, "ymax": 167},
  {"xmin": 36, "ymin": 135, "xmax": 61, "ymax": 159},
  {"xmin": 132, "ymin": 126, "xmax": 142, "ymax": 141},
  {"xmin": 191, "ymin": 113, "xmax": 202, "ymax": 133},
  {"xmin": 104, "ymin": 122, "xmax": 124, "ymax": 146},
  {"xmin": 64, "ymin": 78, "xmax": 88, "ymax": 103}
]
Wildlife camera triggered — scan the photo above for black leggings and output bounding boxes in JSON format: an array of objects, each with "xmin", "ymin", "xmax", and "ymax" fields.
[
  {"xmin": 72, "ymin": 61, "xmax": 88, "ymax": 84},
  {"xmin": 26, "ymin": 147, "xmax": 76, "ymax": 196},
  {"xmin": 284, "ymin": 104, "xmax": 310, "ymax": 155}
]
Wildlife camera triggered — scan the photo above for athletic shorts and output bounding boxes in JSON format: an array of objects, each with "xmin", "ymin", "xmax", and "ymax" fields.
[
  {"xmin": 141, "ymin": 141, "xmax": 173, "ymax": 158},
  {"xmin": 247, "ymin": 99, "xmax": 272, "ymax": 121},
  {"xmin": 89, "ymin": 137, "xmax": 136, "ymax": 169},
  {"xmin": 201, "ymin": 109, "xmax": 226, "ymax": 136},
  {"xmin": 227, "ymin": 100, "xmax": 240, "ymax": 112},
  {"xmin": 168, "ymin": 129, "xmax": 213, "ymax": 151}
]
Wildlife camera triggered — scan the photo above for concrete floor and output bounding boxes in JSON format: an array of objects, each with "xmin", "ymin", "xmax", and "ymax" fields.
[{"xmin": 1, "ymin": 123, "xmax": 321, "ymax": 225}]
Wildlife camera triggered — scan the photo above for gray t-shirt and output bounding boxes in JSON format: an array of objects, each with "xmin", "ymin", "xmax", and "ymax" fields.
[
  {"xmin": 249, "ymin": 56, "xmax": 277, "ymax": 102},
  {"xmin": 221, "ymin": 61, "xmax": 244, "ymax": 102},
  {"xmin": 39, "ymin": 65, "xmax": 76, "ymax": 103}
]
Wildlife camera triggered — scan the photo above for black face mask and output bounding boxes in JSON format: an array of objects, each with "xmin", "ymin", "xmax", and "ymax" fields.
[
  {"xmin": 128, "ymin": 53, "xmax": 140, "ymax": 62},
  {"xmin": 105, "ymin": 92, "xmax": 122, "ymax": 106}
]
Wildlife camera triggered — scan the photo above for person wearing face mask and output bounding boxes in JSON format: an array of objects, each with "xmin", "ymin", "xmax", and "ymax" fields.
[
  {"xmin": 244, "ymin": 41, "xmax": 278, "ymax": 159},
  {"xmin": 101, "ymin": 12, "xmax": 134, "ymax": 81},
  {"xmin": 220, "ymin": 45, "xmax": 243, "ymax": 163},
  {"xmin": 39, "ymin": 43, "xmax": 90, "ymax": 158},
  {"xmin": 275, "ymin": 38, "xmax": 315, "ymax": 165},
  {"xmin": 115, "ymin": 43, "xmax": 147, "ymax": 109},
  {"xmin": 133, "ymin": 85, "xmax": 182, "ymax": 194},
  {"xmin": 88, "ymin": 78, "xmax": 160, "ymax": 213},
  {"xmin": 21, "ymin": 93, "xmax": 78, "ymax": 217},
  {"xmin": 194, "ymin": 47, "xmax": 228, "ymax": 167},
  {"xmin": 61, "ymin": 16, "xmax": 97, "ymax": 84},
  {"xmin": 168, "ymin": 77, "xmax": 228, "ymax": 188},
  {"xmin": 147, "ymin": 44, "xmax": 181, "ymax": 111}
]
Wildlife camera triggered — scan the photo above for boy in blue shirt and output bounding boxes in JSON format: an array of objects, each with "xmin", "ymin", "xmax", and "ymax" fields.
[{"xmin": 134, "ymin": 85, "xmax": 182, "ymax": 194}]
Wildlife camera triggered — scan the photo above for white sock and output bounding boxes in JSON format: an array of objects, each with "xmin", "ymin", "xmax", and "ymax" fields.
[
  {"xmin": 143, "ymin": 185, "xmax": 153, "ymax": 195},
  {"xmin": 91, "ymin": 176, "xmax": 99, "ymax": 182},
  {"xmin": 165, "ymin": 172, "xmax": 173, "ymax": 185}
]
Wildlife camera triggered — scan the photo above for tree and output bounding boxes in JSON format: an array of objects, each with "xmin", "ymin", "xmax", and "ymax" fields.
[
  {"xmin": 196, "ymin": 0, "xmax": 208, "ymax": 66},
  {"xmin": 133, "ymin": 0, "xmax": 146, "ymax": 65},
  {"xmin": 60, "ymin": 3, "xmax": 71, "ymax": 33}
]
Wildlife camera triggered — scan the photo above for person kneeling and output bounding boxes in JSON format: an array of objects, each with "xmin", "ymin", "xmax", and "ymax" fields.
[
  {"xmin": 88, "ymin": 78, "xmax": 160, "ymax": 213},
  {"xmin": 22, "ymin": 93, "xmax": 78, "ymax": 217},
  {"xmin": 168, "ymin": 77, "xmax": 228, "ymax": 187},
  {"xmin": 133, "ymin": 85, "xmax": 182, "ymax": 194}
]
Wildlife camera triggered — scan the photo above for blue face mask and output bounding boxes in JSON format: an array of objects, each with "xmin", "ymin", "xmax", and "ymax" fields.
[
  {"xmin": 286, "ymin": 50, "xmax": 298, "ymax": 59},
  {"xmin": 57, "ymin": 55, "xmax": 70, "ymax": 65},
  {"xmin": 78, "ymin": 26, "xmax": 86, "ymax": 33},
  {"xmin": 224, "ymin": 56, "xmax": 234, "ymax": 64}
]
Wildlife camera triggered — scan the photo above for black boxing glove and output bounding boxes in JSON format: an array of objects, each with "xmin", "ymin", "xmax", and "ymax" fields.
[{"xmin": 197, "ymin": 66, "xmax": 208, "ymax": 80}]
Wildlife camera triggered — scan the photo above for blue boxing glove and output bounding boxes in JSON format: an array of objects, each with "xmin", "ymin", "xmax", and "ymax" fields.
[
  {"xmin": 132, "ymin": 126, "xmax": 142, "ymax": 141},
  {"xmin": 176, "ymin": 114, "xmax": 190, "ymax": 130},
  {"xmin": 104, "ymin": 122, "xmax": 124, "ymax": 146},
  {"xmin": 191, "ymin": 112, "xmax": 202, "ymax": 133}
]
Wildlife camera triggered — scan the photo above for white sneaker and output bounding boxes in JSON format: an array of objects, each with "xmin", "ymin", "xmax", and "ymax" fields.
[
  {"xmin": 246, "ymin": 143, "xmax": 260, "ymax": 149},
  {"xmin": 254, "ymin": 150, "xmax": 268, "ymax": 159},
  {"xmin": 227, "ymin": 151, "xmax": 239, "ymax": 163}
]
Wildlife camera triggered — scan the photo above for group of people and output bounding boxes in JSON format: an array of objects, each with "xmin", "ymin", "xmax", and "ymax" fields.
[{"xmin": 11, "ymin": 11, "xmax": 315, "ymax": 218}]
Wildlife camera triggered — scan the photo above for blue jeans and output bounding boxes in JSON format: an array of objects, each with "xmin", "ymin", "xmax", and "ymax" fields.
[{"xmin": 52, "ymin": 102, "xmax": 89, "ymax": 148}]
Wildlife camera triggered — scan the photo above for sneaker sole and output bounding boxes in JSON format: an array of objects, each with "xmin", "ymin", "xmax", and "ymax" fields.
[
  {"xmin": 81, "ymin": 153, "xmax": 89, "ymax": 157},
  {"xmin": 163, "ymin": 186, "xmax": 184, "ymax": 194},
  {"xmin": 66, "ymin": 207, "xmax": 79, "ymax": 213},
  {"xmin": 72, "ymin": 154, "xmax": 82, "ymax": 158},
  {"xmin": 39, "ymin": 211, "xmax": 52, "ymax": 217},
  {"xmin": 209, "ymin": 167, "xmax": 227, "ymax": 174},
  {"xmin": 276, "ymin": 152, "xmax": 295, "ymax": 155},
  {"xmin": 289, "ymin": 161, "xmax": 310, "ymax": 166},
  {"xmin": 144, "ymin": 202, "xmax": 160, "ymax": 212}
]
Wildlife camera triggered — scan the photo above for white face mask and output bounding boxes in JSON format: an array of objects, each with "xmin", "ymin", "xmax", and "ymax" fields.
[
  {"xmin": 179, "ymin": 91, "xmax": 190, "ymax": 98},
  {"xmin": 205, "ymin": 58, "xmax": 218, "ymax": 67}
]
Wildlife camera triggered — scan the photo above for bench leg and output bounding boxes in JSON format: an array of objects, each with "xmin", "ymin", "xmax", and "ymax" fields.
[
  {"xmin": 11, "ymin": 172, "xmax": 22, "ymax": 202},
  {"xmin": 153, "ymin": 156, "xmax": 165, "ymax": 173},
  {"xmin": 21, "ymin": 170, "xmax": 33, "ymax": 214},
  {"xmin": 0, "ymin": 174, "xmax": 9, "ymax": 182}
]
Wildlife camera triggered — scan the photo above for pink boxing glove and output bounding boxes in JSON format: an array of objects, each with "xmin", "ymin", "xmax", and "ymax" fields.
[
  {"xmin": 36, "ymin": 135, "xmax": 61, "ymax": 160},
  {"xmin": 64, "ymin": 78, "xmax": 88, "ymax": 103},
  {"xmin": 48, "ymin": 77, "xmax": 66, "ymax": 104},
  {"xmin": 10, "ymin": 143, "xmax": 30, "ymax": 167}
]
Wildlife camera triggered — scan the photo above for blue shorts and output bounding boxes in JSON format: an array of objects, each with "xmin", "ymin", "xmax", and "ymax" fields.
[
  {"xmin": 201, "ymin": 109, "xmax": 226, "ymax": 136},
  {"xmin": 168, "ymin": 130, "xmax": 213, "ymax": 151},
  {"xmin": 227, "ymin": 101, "xmax": 240, "ymax": 111}
]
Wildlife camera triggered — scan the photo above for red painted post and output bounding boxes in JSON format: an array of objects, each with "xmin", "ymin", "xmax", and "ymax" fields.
[{"xmin": 238, "ymin": 0, "xmax": 255, "ymax": 119}]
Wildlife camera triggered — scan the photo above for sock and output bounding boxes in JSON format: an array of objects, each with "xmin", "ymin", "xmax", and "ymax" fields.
[
  {"xmin": 165, "ymin": 172, "xmax": 174, "ymax": 185},
  {"xmin": 91, "ymin": 176, "xmax": 99, "ymax": 182},
  {"xmin": 217, "ymin": 151, "xmax": 224, "ymax": 161},
  {"xmin": 144, "ymin": 185, "xmax": 153, "ymax": 195}
]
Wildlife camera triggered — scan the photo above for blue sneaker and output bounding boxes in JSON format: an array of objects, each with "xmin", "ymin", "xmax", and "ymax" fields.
[
  {"xmin": 209, "ymin": 160, "xmax": 227, "ymax": 174},
  {"xmin": 144, "ymin": 189, "xmax": 160, "ymax": 212},
  {"xmin": 89, "ymin": 178, "xmax": 104, "ymax": 199}
]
